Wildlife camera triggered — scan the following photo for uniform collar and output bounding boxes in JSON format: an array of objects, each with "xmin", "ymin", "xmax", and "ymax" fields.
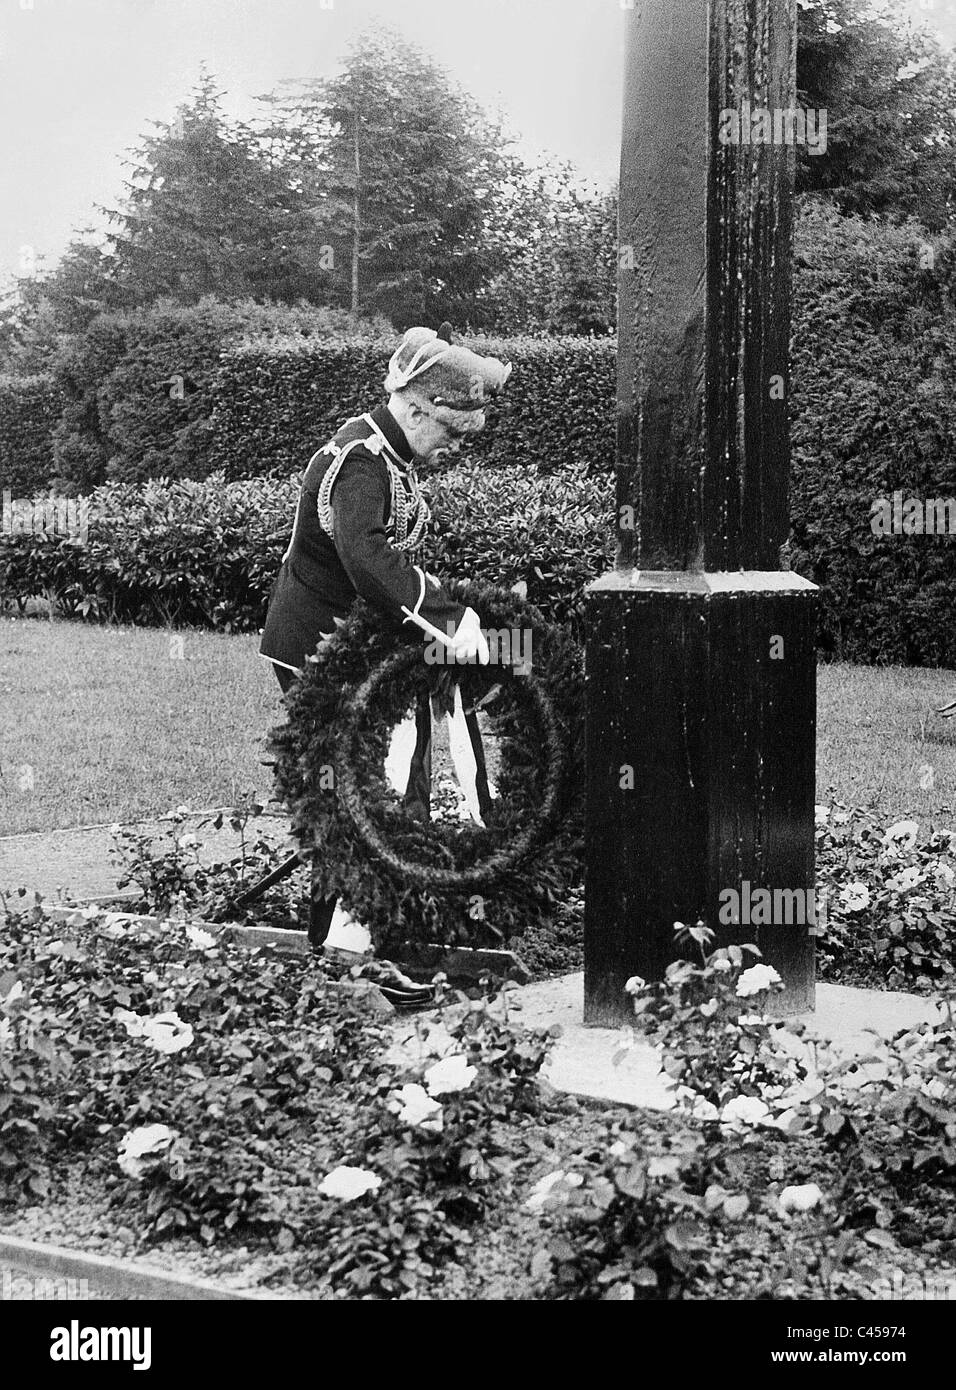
[{"xmin": 370, "ymin": 404, "xmax": 415, "ymax": 468}]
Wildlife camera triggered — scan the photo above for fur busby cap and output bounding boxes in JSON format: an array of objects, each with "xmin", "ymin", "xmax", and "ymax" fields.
[{"xmin": 384, "ymin": 324, "xmax": 512, "ymax": 413}]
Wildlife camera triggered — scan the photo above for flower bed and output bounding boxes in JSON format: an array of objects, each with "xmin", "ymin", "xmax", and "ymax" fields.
[
  {"xmin": 816, "ymin": 803, "xmax": 956, "ymax": 992},
  {"xmin": 91, "ymin": 794, "xmax": 956, "ymax": 995},
  {"xmin": 2, "ymin": 898, "xmax": 955, "ymax": 1300}
]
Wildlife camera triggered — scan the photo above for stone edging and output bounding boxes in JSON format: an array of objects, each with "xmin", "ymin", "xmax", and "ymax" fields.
[{"xmin": 0, "ymin": 1234, "xmax": 273, "ymax": 1301}]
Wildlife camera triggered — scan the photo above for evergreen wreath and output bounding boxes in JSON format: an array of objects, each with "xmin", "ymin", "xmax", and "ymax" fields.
[{"xmin": 268, "ymin": 581, "xmax": 584, "ymax": 953}]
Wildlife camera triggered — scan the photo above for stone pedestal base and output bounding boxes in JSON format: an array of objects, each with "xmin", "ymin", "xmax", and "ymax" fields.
[{"xmin": 584, "ymin": 570, "xmax": 818, "ymax": 1026}]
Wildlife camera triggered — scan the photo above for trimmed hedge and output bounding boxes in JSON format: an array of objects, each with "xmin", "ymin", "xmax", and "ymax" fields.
[
  {"xmin": 209, "ymin": 335, "xmax": 616, "ymax": 480},
  {"xmin": 6, "ymin": 204, "xmax": 956, "ymax": 664},
  {"xmin": 0, "ymin": 375, "xmax": 61, "ymax": 497},
  {"xmin": 789, "ymin": 203, "xmax": 956, "ymax": 664},
  {"xmin": 38, "ymin": 299, "xmax": 391, "ymax": 496},
  {"xmin": 0, "ymin": 463, "xmax": 610, "ymax": 636}
]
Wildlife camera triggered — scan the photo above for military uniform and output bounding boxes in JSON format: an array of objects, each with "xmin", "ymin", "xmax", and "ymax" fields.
[
  {"xmin": 259, "ymin": 403, "xmax": 466, "ymax": 684},
  {"xmin": 260, "ymin": 326, "xmax": 511, "ymax": 953}
]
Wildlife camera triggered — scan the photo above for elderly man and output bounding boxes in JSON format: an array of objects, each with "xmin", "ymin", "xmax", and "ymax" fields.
[{"xmin": 260, "ymin": 324, "xmax": 511, "ymax": 964}]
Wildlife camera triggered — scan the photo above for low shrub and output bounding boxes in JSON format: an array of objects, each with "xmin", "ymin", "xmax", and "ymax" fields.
[
  {"xmin": 532, "ymin": 1130, "xmax": 725, "ymax": 1301},
  {"xmin": 622, "ymin": 923, "xmax": 811, "ymax": 1120},
  {"xmin": 531, "ymin": 931, "xmax": 802, "ymax": 1301},
  {"xmin": 107, "ymin": 795, "xmax": 305, "ymax": 925},
  {"xmin": 0, "ymin": 473, "xmax": 294, "ymax": 628},
  {"xmin": 0, "ymin": 462, "xmax": 610, "ymax": 637},
  {"xmin": 815, "ymin": 802, "xmax": 956, "ymax": 991}
]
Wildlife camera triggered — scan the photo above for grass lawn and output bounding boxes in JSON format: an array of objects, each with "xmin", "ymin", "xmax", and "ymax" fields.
[
  {"xmin": 0, "ymin": 616, "xmax": 281, "ymax": 836},
  {"xmin": 816, "ymin": 661, "xmax": 956, "ymax": 819},
  {"xmin": 3, "ymin": 613, "xmax": 956, "ymax": 835}
]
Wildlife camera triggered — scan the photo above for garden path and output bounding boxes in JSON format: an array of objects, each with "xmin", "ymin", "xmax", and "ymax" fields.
[{"xmin": 0, "ymin": 809, "xmax": 296, "ymax": 905}]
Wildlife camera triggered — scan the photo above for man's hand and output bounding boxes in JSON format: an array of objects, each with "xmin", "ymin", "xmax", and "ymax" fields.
[{"xmin": 452, "ymin": 607, "xmax": 490, "ymax": 665}]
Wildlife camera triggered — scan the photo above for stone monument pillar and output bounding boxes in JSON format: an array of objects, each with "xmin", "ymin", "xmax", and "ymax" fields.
[{"xmin": 584, "ymin": 0, "xmax": 817, "ymax": 1024}]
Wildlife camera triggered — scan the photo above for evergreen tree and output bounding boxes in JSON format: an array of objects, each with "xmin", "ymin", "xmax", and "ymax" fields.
[
  {"xmin": 796, "ymin": 0, "xmax": 956, "ymax": 228},
  {"xmin": 264, "ymin": 28, "xmax": 514, "ymax": 326},
  {"xmin": 103, "ymin": 70, "xmax": 320, "ymax": 304},
  {"xmin": 475, "ymin": 160, "xmax": 617, "ymax": 335},
  {"xmin": 0, "ymin": 238, "xmax": 120, "ymax": 372}
]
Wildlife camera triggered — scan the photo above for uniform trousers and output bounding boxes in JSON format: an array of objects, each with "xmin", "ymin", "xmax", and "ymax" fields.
[{"xmin": 273, "ymin": 662, "xmax": 433, "ymax": 945}]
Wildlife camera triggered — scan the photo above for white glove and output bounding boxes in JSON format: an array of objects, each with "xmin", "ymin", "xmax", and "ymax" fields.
[{"xmin": 452, "ymin": 607, "xmax": 490, "ymax": 665}]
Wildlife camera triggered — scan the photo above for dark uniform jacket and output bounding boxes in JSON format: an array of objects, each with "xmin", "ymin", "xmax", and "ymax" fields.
[{"xmin": 259, "ymin": 403, "xmax": 467, "ymax": 680}]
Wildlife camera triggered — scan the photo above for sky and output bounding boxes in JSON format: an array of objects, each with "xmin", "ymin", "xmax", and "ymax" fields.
[
  {"xmin": 0, "ymin": 0, "xmax": 626, "ymax": 284},
  {"xmin": 0, "ymin": 0, "xmax": 952, "ymax": 285}
]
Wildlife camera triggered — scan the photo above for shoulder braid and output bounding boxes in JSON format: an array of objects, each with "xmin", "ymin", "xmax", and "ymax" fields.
[{"xmin": 316, "ymin": 421, "xmax": 431, "ymax": 552}]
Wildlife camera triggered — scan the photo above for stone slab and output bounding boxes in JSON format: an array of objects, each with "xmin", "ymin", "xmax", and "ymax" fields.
[
  {"xmin": 505, "ymin": 973, "xmax": 947, "ymax": 1111},
  {"xmin": 588, "ymin": 569, "xmax": 817, "ymax": 595}
]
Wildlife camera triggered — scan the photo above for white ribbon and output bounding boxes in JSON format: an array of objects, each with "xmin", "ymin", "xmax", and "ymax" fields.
[
  {"xmin": 385, "ymin": 709, "xmax": 421, "ymax": 797},
  {"xmin": 446, "ymin": 685, "xmax": 484, "ymax": 826}
]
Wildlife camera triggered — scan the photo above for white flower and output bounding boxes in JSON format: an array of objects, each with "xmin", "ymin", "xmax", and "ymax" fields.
[
  {"xmin": 735, "ymin": 964, "xmax": 783, "ymax": 998},
  {"xmin": 2, "ymin": 979, "xmax": 24, "ymax": 1007},
  {"xmin": 887, "ymin": 865, "xmax": 922, "ymax": 893},
  {"xmin": 648, "ymin": 1155, "xmax": 684, "ymax": 1179},
  {"xmin": 691, "ymin": 1097, "xmax": 720, "ymax": 1122},
  {"xmin": 699, "ymin": 998, "xmax": 719, "ymax": 1018},
  {"xmin": 884, "ymin": 820, "xmax": 919, "ymax": 852},
  {"xmin": 609, "ymin": 1140, "xmax": 630, "ymax": 1157},
  {"xmin": 832, "ymin": 810, "xmax": 850, "ymax": 824},
  {"xmin": 185, "ymin": 925, "xmax": 216, "ymax": 951},
  {"xmin": 177, "ymin": 833, "xmax": 199, "ymax": 850},
  {"xmin": 710, "ymin": 958, "xmax": 732, "ymax": 973},
  {"xmin": 101, "ymin": 913, "xmax": 128, "ymax": 939},
  {"xmin": 63, "ymin": 906, "xmax": 99, "ymax": 926},
  {"xmin": 392, "ymin": 1083, "xmax": 443, "ymax": 1131},
  {"xmin": 673, "ymin": 1086, "xmax": 720, "ymax": 1122},
  {"xmin": 779, "ymin": 1183, "xmax": 823, "ymax": 1214},
  {"xmin": 814, "ymin": 805, "xmax": 830, "ymax": 826},
  {"xmin": 144, "ymin": 1013, "xmax": 193, "ymax": 1054},
  {"xmin": 117, "ymin": 1123, "xmax": 177, "ymax": 1180},
  {"xmin": 720, "ymin": 1095, "xmax": 773, "ymax": 1131},
  {"xmin": 922, "ymin": 1077, "xmax": 948, "ymax": 1102},
  {"xmin": 318, "ymin": 1166, "xmax": 382, "ymax": 1202},
  {"xmin": 738, "ymin": 1013, "xmax": 768, "ymax": 1026},
  {"xmin": 424, "ymin": 1054, "xmax": 477, "ymax": 1097},
  {"xmin": 116, "ymin": 1009, "xmax": 194, "ymax": 1055},
  {"xmin": 175, "ymin": 804, "xmax": 191, "ymax": 816},
  {"xmin": 525, "ymin": 1170, "xmax": 583, "ymax": 1211},
  {"xmin": 839, "ymin": 882, "xmax": 870, "ymax": 912},
  {"xmin": 109, "ymin": 822, "xmax": 122, "ymax": 836},
  {"xmin": 624, "ymin": 976, "xmax": 646, "ymax": 996}
]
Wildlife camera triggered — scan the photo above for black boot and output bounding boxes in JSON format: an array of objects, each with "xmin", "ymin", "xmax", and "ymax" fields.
[{"xmin": 308, "ymin": 853, "xmax": 338, "ymax": 952}]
